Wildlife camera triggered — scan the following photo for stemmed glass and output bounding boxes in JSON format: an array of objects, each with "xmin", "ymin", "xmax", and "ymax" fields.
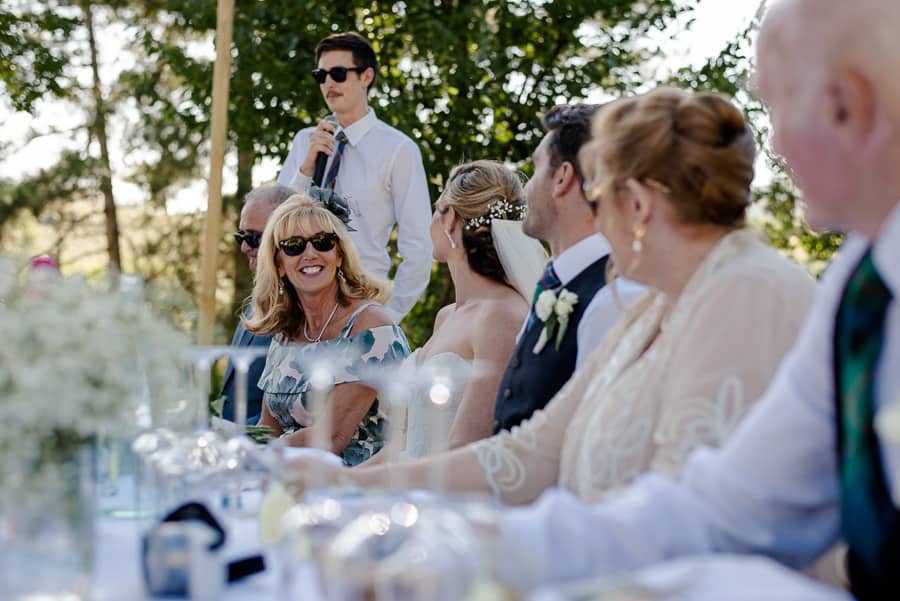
[
  {"xmin": 426, "ymin": 365, "xmax": 455, "ymax": 493},
  {"xmin": 97, "ymin": 337, "xmax": 158, "ymax": 519},
  {"xmin": 188, "ymin": 345, "xmax": 233, "ymax": 431},
  {"xmin": 355, "ymin": 359, "xmax": 417, "ymax": 491},
  {"xmin": 222, "ymin": 346, "xmax": 269, "ymax": 514},
  {"xmin": 357, "ymin": 357, "xmax": 460, "ymax": 493},
  {"xmin": 381, "ymin": 378, "xmax": 413, "ymax": 491},
  {"xmin": 148, "ymin": 345, "xmax": 232, "ymax": 511}
]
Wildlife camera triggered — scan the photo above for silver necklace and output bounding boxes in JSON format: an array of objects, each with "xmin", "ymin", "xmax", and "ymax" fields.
[{"xmin": 303, "ymin": 301, "xmax": 340, "ymax": 343}]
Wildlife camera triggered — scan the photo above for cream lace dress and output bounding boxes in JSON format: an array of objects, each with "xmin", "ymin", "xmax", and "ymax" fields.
[{"xmin": 465, "ymin": 229, "xmax": 816, "ymax": 504}]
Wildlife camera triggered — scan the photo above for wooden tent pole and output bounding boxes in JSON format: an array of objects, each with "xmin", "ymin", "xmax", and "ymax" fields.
[{"xmin": 197, "ymin": 0, "xmax": 235, "ymax": 344}]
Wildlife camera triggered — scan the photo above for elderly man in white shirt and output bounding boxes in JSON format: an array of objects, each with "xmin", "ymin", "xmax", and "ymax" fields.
[
  {"xmin": 490, "ymin": 1, "xmax": 900, "ymax": 600},
  {"xmin": 277, "ymin": 32, "xmax": 431, "ymax": 323}
]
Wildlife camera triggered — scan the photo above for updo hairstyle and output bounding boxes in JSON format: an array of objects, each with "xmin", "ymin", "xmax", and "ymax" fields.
[
  {"xmin": 580, "ymin": 87, "xmax": 756, "ymax": 228},
  {"xmin": 438, "ymin": 160, "xmax": 527, "ymax": 286}
]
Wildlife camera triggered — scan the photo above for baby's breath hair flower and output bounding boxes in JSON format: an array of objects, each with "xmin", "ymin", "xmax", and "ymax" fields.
[{"xmin": 465, "ymin": 198, "xmax": 528, "ymax": 231}]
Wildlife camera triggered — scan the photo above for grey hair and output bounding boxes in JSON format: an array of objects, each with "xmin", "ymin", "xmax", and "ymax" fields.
[{"xmin": 244, "ymin": 183, "xmax": 297, "ymax": 210}]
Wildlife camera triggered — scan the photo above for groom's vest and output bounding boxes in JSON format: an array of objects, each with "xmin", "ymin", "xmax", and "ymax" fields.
[{"xmin": 492, "ymin": 255, "xmax": 610, "ymax": 434}]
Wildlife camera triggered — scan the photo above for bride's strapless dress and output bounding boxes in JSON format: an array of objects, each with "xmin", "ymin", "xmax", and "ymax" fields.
[{"xmin": 399, "ymin": 349, "xmax": 473, "ymax": 461}]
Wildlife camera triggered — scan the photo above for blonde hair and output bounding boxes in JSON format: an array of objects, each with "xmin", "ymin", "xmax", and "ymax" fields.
[
  {"xmin": 243, "ymin": 194, "xmax": 390, "ymax": 338},
  {"xmin": 580, "ymin": 87, "xmax": 756, "ymax": 229},
  {"xmin": 438, "ymin": 160, "xmax": 526, "ymax": 286}
]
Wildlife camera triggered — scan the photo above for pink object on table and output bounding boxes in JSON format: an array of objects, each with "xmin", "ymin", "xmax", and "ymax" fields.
[{"xmin": 29, "ymin": 255, "xmax": 59, "ymax": 272}]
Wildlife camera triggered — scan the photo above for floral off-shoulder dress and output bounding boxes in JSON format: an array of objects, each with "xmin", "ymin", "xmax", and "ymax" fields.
[{"xmin": 257, "ymin": 303, "xmax": 410, "ymax": 465}]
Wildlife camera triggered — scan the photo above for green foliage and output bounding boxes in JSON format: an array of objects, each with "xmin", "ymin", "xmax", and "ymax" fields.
[
  {"xmin": 109, "ymin": 0, "xmax": 687, "ymax": 339},
  {"xmin": 667, "ymin": 11, "xmax": 842, "ymax": 275},
  {"xmin": 0, "ymin": 150, "xmax": 98, "ymax": 227},
  {"xmin": 0, "ymin": 1, "xmax": 78, "ymax": 112},
  {"xmin": 2, "ymin": 0, "xmax": 845, "ymax": 345},
  {"xmin": 753, "ymin": 175, "xmax": 843, "ymax": 277}
]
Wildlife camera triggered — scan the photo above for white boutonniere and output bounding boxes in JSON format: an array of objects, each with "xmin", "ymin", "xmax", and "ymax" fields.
[
  {"xmin": 875, "ymin": 389, "xmax": 900, "ymax": 445},
  {"xmin": 533, "ymin": 289, "xmax": 579, "ymax": 354}
]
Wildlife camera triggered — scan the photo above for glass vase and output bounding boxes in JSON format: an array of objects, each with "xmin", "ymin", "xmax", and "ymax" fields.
[{"xmin": 0, "ymin": 445, "xmax": 96, "ymax": 600}]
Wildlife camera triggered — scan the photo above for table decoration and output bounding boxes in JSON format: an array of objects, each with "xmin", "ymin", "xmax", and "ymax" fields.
[{"xmin": 0, "ymin": 258, "xmax": 191, "ymax": 600}]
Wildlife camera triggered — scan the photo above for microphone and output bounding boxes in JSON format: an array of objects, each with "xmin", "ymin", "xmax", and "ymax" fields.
[{"xmin": 311, "ymin": 115, "xmax": 339, "ymax": 187}]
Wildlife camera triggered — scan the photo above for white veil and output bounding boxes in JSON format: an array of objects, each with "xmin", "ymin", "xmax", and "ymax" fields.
[{"xmin": 491, "ymin": 219, "xmax": 548, "ymax": 302}]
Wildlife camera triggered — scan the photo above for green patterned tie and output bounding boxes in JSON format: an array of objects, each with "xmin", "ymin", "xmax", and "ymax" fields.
[
  {"xmin": 835, "ymin": 247, "xmax": 895, "ymax": 574},
  {"xmin": 527, "ymin": 260, "xmax": 561, "ymax": 329}
]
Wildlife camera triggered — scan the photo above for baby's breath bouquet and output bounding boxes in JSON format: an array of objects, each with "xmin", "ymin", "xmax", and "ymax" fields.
[
  {"xmin": 0, "ymin": 258, "xmax": 192, "ymax": 486},
  {"xmin": 0, "ymin": 258, "xmax": 195, "ymax": 598}
]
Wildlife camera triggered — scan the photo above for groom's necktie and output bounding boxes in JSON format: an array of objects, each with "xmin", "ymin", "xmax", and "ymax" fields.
[
  {"xmin": 527, "ymin": 260, "xmax": 562, "ymax": 329},
  {"xmin": 323, "ymin": 131, "xmax": 348, "ymax": 190},
  {"xmin": 835, "ymin": 247, "xmax": 895, "ymax": 575}
]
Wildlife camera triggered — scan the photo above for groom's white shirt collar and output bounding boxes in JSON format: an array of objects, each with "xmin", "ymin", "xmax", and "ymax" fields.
[{"xmin": 552, "ymin": 233, "xmax": 611, "ymax": 286}]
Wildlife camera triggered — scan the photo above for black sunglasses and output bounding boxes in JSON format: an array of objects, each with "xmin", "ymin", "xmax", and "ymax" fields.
[
  {"xmin": 277, "ymin": 232, "xmax": 339, "ymax": 256},
  {"xmin": 233, "ymin": 230, "xmax": 262, "ymax": 249},
  {"xmin": 311, "ymin": 66, "xmax": 367, "ymax": 84}
]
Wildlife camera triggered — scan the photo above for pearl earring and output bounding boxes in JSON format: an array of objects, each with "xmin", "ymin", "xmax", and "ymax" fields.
[
  {"xmin": 278, "ymin": 284, "xmax": 284, "ymax": 295},
  {"xmin": 444, "ymin": 230, "xmax": 457, "ymax": 249},
  {"xmin": 631, "ymin": 226, "xmax": 646, "ymax": 254}
]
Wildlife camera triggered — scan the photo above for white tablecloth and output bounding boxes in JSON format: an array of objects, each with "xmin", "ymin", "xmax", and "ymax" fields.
[
  {"xmin": 531, "ymin": 555, "xmax": 853, "ymax": 601},
  {"xmin": 93, "ymin": 514, "xmax": 320, "ymax": 600}
]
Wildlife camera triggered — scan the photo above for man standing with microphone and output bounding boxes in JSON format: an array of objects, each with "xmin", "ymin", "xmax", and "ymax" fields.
[{"xmin": 277, "ymin": 32, "xmax": 432, "ymax": 323}]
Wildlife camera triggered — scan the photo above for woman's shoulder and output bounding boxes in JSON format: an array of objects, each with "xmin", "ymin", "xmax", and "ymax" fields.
[
  {"xmin": 475, "ymin": 289, "xmax": 529, "ymax": 323},
  {"xmin": 710, "ymin": 229, "xmax": 814, "ymax": 290},
  {"xmin": 343, "ymin": 303, "xmax": 408, "ymax": 346},
  {"xmin": 345, "ymin": 302, "xmax": 394, "ymax": 333},
  {"xmin": 432, "ymin": 303, "xmax": 457, "ymax": 330},
  {"xmin": 461, "ymin": 294, "xmax": 528, "ymax": 351},
  {"xmin": 681, "ymin": 232, "xmax": 816, "ymax": 325}
]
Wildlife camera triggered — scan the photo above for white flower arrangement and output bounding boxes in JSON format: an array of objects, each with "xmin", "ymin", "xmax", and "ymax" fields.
[
  {"xmin": 533, "ymin": 289, "xmax": 579, "ymax": 354},
  {"xmin": 0, "ymin": 258, "xmax": 192, "ymax": 486}
]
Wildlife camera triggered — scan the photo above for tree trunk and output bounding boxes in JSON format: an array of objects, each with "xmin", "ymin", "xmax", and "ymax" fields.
[{"xmin": 82, "ymin": 0, "xmax": 121, "ymax": 272}]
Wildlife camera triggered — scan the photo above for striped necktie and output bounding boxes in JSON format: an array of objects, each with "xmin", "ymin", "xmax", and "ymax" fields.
[
  {"xmin": 323, "ymin": 131, "xmax": 348, "ymax": 190},
  {"xmin": 835, "ymin": 247, "xmax": 895, "ymax": 575}
]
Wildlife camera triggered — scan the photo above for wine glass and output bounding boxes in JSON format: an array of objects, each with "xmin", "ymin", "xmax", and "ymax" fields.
[
  {"xmin": 356, "ymin": 359, "xmax": 416, "ymax": 490},
  {"xmin": 222, "ymin": 345, "xmax": 269, "ymax": 514},
  {"xmin": 426, "ymin": 366, "xmax": 455, "ymax": 492},
  {"xmin": 152, "ymin": 345, "xmax": 231, "ymax": 511}
]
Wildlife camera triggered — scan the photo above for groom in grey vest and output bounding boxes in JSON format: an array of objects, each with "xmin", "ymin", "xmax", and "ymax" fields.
[{"xmin": 492, "ymin": 104, "xmax": 642, "ymax": 434}]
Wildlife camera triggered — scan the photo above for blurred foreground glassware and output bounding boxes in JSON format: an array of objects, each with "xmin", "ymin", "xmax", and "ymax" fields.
[
  {"xmin": 222, "ymin": 346, "xmax": 270, "ymax": 515},
  {"xmin": 0, "ymin": 447, "xmax": 95, "ymax": 600},
  {"xmin": 145, "ymin": 346, "xmax": 231, "ymax": 513},
  {"xmin": 313, "ymin": 499, "xmax": 496, "ymax": 601}
]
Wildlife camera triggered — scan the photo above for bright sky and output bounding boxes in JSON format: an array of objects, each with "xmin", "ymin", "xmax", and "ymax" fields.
[{"xmin": 0, "ymin": 0, "xmax": 764, "ymax": 212}]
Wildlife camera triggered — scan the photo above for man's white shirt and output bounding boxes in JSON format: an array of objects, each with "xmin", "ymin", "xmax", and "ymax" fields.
[
  {"xmin": 515, "ymin": 233, "xmax": 644, "ymax": 368},
  {"xmin": 277, "ymin": 108, "xmax": 432, "ymax": 323},
  {"xmin": 496, "ymin": 202, "xmax": 900, "ymax": 591}
]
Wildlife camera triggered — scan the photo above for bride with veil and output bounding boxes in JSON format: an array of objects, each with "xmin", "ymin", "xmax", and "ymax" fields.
[{"xmin": 360, "ymin": 160, "xmax": 547, "ymax": 464}]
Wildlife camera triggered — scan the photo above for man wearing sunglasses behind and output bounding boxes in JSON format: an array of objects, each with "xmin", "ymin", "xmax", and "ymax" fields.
[
  {"xmin": 220, "ymin": 183, "xmax": 296, "ymax": 425},
  {"xmin": 277, "ymin": 31, "xmax": 431, "ymax": 324}
]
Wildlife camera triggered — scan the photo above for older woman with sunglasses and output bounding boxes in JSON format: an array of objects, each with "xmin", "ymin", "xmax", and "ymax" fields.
[{"xmin": 244, "ymin": 193, "xmax": 410, "ymax": 465}]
